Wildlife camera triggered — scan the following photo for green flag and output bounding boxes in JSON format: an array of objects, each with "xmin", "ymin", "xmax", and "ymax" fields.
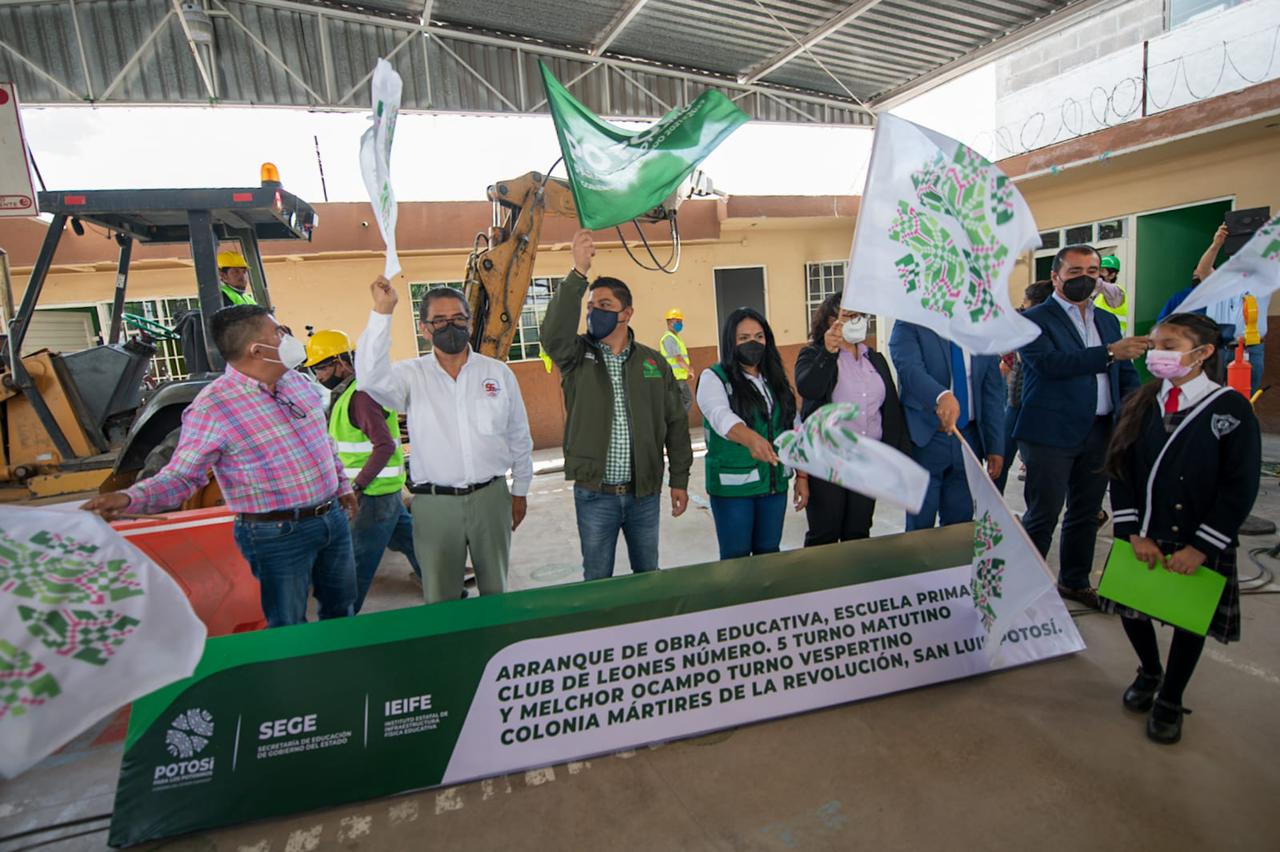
[{"xmin": 540, "ymin": 61, "xmax": 749, "ymax": 230}]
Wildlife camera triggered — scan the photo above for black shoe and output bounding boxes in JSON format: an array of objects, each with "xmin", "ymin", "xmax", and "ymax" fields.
[
  {"xmin": 1057, "ymin": 584, "xmax": 1101, "ymax": 610},
  {"xmin": 1123, "ymin": 668, "xmax": 1162, "ymax": 713},
  {"xmin": 1147, "ymin": 698, "xmax": 1192, "ymax": 745}
]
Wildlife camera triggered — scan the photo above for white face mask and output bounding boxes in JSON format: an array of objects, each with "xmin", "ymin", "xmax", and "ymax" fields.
[
  {"xmin": 258, "ymin": 334, "xmax": 308, "ymax": 370},
  {"xmin": 842, "ymin": 316, "xmax": 868, "ymax": 344}
]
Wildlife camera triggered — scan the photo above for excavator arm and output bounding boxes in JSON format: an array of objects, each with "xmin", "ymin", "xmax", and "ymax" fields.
[{"xmin": 465, "ymin": 172, "xmax": 577, "ymax": 360}]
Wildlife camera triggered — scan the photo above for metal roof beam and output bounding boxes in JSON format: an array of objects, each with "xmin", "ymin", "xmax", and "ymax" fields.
[
  {"xmin": 0, "ymin": 32, "xmax": 82, "ymax": 100},
  {"xmin": 738, "ymin": 0, "xmax": 886, "ymax": 85},
  {"xmin": 590, "ymin": 0, "xmax": 651, "ymax": 57}
]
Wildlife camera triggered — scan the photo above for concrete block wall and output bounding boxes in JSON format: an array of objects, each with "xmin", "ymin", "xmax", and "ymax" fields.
[{"xmin": 996, "ymin": 0, "xmax": 1165, "ymax": 98}]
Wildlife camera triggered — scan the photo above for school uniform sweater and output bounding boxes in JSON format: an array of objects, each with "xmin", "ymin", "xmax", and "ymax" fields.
[{"xmin": 1110, "ymin": 375, "xmax": 1261, "ymax": 557}]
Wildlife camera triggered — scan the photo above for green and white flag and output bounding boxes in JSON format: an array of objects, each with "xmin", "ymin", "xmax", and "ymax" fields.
[
  {"xmin": 0, "ymin": 507, "xmax": 205, "ymax": 777},
  {"xmin": 774, "ymin": 402, "xmax": 929, "ymax": 514},
  {"xmin": 958, "ymin": 438, "xmax": 1076, "ymax": 660},
  {"xmin": 540, "ymin": 61, "xmax": 749, "ymax": 230},
  {"xmin": 359, "ymin": 58, "xmax": 402, "ymax": 279},
  {"xmin": 845, "ymin": 114, "xmax": 1042, "ymax": 355},
  {"xmin": 1175, "ymin": 212, "xmax": 1280, "ymax": 314}
]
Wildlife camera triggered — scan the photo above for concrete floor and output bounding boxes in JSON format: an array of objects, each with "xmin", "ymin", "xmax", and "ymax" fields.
[{"xmin": 4, "ymin": 434, "xmax": 1279, "ymax": 851}]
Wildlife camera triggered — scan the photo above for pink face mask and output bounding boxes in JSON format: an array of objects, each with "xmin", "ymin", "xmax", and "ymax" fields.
[{"xmin": 1145, "ymin": 348, "xmax": 1193, "ymax": 379}]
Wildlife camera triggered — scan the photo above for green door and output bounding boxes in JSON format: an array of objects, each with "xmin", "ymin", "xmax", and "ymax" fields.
[{"xmin": 1134, "ymin": 200, "xmax": 1232, "ymax": 337}]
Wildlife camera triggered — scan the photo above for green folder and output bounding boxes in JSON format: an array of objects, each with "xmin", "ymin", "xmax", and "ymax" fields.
[{"xmin": 1099, "ymin": 539, "xmax": 1227, "ymax": 636}]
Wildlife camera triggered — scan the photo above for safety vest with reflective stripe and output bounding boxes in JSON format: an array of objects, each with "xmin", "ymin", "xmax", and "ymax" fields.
[
  {"xmin": 1094, "ymin": 290, "xmax": 1127, "ymax": 332},
  {"xmin": 659, "ymin": 331, "xmax": 690, "ymax": 380},
  {"xmin": 328, "ymin": 382, "xmax": 406, "ymax": 496},
  {"xmin": 221, "ymin": 283, "xmax": 257, "ymax": 306}
]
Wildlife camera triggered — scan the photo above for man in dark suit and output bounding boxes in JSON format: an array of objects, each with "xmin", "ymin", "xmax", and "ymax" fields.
[
  {"xmin": 889, "ymin": 321, "xmax": 1005, "ymax": 531},
  {"xmin": 1016, "ymin": 244, "xmax": 1148, "ymax": 607}
]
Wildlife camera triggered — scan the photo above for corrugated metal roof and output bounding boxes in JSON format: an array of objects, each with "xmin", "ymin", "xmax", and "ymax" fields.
[{"xmin": 0, "ymin": 0, "xmax": 1115, "ymax": 124}]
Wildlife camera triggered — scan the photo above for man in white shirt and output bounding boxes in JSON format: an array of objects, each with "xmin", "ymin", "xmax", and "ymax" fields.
[{"xmin": 356, "ymin": 277, "xmax": 534, "ymax": 604}]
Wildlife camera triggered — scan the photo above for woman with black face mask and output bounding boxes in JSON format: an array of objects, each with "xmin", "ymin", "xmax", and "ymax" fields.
[{"xmin": 695, "ymin": 307, "xmax": 799, "ymax": 560}]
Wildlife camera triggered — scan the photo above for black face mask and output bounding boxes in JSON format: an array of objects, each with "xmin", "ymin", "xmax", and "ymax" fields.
[
  {"xmin": 587, "ymin": 308, "xmax": 620, "ymax": 341},
  {"xmin": 320, "ymin": 373, "xmax": 344, "ymax": 390},
  {"xmin": 736, "ymin": 341, "xmax": 766, "ymax": 367},
  {"xmin": 1061, "ymin": 274, "xmax": 1095, "ymax": 303},
  {"xmin": 432, "ymin": 323, "xmax": 471, "ymax": 355}
]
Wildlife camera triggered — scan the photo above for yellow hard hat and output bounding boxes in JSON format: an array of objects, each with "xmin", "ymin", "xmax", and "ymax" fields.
[
  {"xmin": 216, "ymin": 250, "xmax": 248, "ymax": 269},
  {"xmin": 304, "ymin": 329, "xmax": 353, "ymax": 367},
  {"xmin": 665, "ymin": 308, "xmax": 684, "ymax": 321}
]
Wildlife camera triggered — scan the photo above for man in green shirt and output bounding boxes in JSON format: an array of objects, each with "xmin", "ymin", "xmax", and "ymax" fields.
[
  {"xmin": 216, "ymin": 251, "xmax": 257, "ymax": 307},
  {"xmin": 540, "ymin": 230, "xmax": 693, "ymax": 580}
]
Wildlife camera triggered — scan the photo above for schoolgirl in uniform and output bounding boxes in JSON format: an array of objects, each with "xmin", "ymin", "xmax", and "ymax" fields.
[{"xmin": 1102, "ymin": 312, "xmax": 1261, "ymax": 745}]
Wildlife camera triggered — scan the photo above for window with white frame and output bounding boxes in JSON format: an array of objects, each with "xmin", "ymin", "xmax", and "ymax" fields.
[
  {"xmin": 106, "ymin": 297, "xmax": 200, "ymax": 381},
  {"xmin": 806, "ymin": 261, "xmax": 845, "ymax": 322},
  {"xmin": 408, "ymin": 282, "xmax": 465, "ymax": 356},
  {"xmin": 408, "ymin": 278, "xmax": 557, "ymax": 361},
  {"xmin": 509, "ymin": 277, "xmax": 556, "ymax": 362}
]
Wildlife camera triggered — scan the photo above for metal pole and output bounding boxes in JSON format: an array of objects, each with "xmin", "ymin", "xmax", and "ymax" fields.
[
  {"xmin": 107, "ymin": 233, "xmax": 134, "ymax": 344},
  {"xmin": 188, "ymin": 209, "xmax": 226, "ymax": 371},
  {"xmin": 237, "ymin": 230, "xmax": 270, "ymax": 312},
  {"xmin": 0, "ymin": 248, "xmax": 13, "ymax": 332},
  {"xmin": 5, "ymin": 214, "xmax": 76, "ymax": 459},
  {"xmin": 1140, "ymin": 40, "xmax": 1149, "ymax": 118}
]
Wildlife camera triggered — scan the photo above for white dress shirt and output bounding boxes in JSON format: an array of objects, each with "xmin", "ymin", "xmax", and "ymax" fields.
[
  {"xmin": 355, "ymin": 311, "xmax": 535, "ymax": 496},
  {"xmin": 1158, "ymin": 372, "xmax": 1217, "ymax": 412},
  {"xmin": 1052, "ymin": 292, "xmax": 1113, "ymax": 416},
  {"xmin": 696, "ymin": 368, "xmax": 772, "ymax": 438}
]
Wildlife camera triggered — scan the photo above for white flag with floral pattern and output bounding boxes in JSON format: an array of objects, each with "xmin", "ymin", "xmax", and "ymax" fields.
[
  {"xmin": 959, "ymin": 438, "xmax": 1078, "ymax": 661},
  {"xmin": 845, "ymin": 113, "xmax": 1042, "ymax": 355},
  {"xmin": 774, "ymin": 402, "xmax": 929, "ymax": 514},
  {"xmin": 0, "ymin": 507, "xmax": 205, "ymax": 777}
]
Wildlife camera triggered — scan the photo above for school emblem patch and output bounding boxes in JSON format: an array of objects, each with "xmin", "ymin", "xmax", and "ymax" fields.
[
  {"xmin": 642, "ymin": 358, "xmax": 662, "ymax": 379},
  {"xmin": 482, "ymin": 378, "xmax": 501, "ymax": 398},
  {"xmin": 1210, "ymin": 413, "xmax": 1240, "ymax": 439}
]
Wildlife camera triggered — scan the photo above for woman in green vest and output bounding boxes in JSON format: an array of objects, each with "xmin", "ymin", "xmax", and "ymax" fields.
[{"xmin": 696, "ymin": 307, "xmax": 802, "ymax": 559}]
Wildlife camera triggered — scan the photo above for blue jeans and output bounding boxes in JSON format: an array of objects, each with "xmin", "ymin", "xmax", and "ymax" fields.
[
  {"xmin": 232, "ymin": 509, "xmax": 356, "ymax": 627},
  {"xmin": 574, "ymin": 486, "xmax": 661, "ymax": 580},
  {"xmin": 906, "ymin": 425, "xmax": 978, "ymax": 531},
  {"xmin": 351, "ymin": 491, "xmax": 421, "ymax": 612},
  {"xmin": 1247, "ymin": 343, "xmax": 1264, "ymax": 396},
  {"xmin": 709, "ymin": 493, "xmax": 787, "ymax": 560}
]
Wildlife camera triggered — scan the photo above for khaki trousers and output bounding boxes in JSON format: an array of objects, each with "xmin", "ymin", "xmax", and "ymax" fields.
[{"xmin": 410, "ymin": 478, "xmax": 511, "ymax": 604}]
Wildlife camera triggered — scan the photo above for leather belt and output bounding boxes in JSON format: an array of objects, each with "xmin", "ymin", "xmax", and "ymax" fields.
[
  {"xmin": 237, "ymin": 500, "xmax": 334, "ymax": 523},
  {"xmin": 577, "ymin": 481, "xmax": 635, "ymax": 496},
  {"xmin": 408, "ymin": 477, "xmax": 497, "ymax": 496}
]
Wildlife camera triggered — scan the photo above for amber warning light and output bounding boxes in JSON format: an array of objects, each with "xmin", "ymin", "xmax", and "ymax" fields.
[{"xmin": 260, "ymin": 162, "xmax": 281, "ymax": 184}]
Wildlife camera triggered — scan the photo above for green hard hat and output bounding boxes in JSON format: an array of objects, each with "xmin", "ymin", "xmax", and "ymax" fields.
[{"xmin": 1100, "ymin": 255, "xmax": 1121, "ymax": 271}]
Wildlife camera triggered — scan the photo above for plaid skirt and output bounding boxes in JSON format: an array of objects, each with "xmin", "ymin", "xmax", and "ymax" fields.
[{"xmin": 1099, "ymin": 540, "xmax": 1241, "ymax": 644}]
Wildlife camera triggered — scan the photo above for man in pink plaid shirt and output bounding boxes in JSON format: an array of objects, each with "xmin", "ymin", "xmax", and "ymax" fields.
[{"xmin": 85, "ymin": 305, "xmax": 359, "ymax": 627}]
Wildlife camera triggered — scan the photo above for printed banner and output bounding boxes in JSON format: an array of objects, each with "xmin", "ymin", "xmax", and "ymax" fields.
[
  {"xmin": 0, "ymin": 507, "xmax": 205, "ymax": 778},
  {"xmin": 358, "ymin": 58, "xmax": 402, "ymax": 279},
  {"xmin": 1176, "ymin": 212, "xmax": 1280, "ymax": 315},
  {"xmin": 845, "ymin": 113, "xmax": 1042, "ymax": 355},
  {"xmin": 108, "ymin": 525, "xmax": 1083, "ymax": 846},
  {"xmin": 0, "ymin": 82, "xmax": 38, "ymax": 218},
  {"xmin": 540, "ymin": 61, "xmax": 749, "ymax": 230}
]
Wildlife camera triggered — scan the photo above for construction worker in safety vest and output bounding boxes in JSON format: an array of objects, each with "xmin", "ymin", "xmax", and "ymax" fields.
[
  {"xmin": 305, "ymin": 329, "xmax": 421, "ymax": 612},
  {"xmin": 660, "ymin": 307, "xmax": 693, "ymax": 411},
  {"xmin": 1093, "ymin": 254, "xmax": 1127, "ymax": 332},
  {"xmin": 216, "ymin": 251, "xmax": 257, "ymax": 307}
]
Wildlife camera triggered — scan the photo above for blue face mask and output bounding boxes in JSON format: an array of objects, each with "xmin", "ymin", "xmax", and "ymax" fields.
[
  {"xmin": 587, "ymin": 308, "xmax": 620, "ymax": 341},
  {"xmin": 672, "ymin": 321, "xmax": 683, "ymax": 334}
]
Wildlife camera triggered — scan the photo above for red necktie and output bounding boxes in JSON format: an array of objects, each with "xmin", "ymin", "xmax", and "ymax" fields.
[{"xmin": 1164, "ymin": 386, "xmax": 1181, "ymax": 415}]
